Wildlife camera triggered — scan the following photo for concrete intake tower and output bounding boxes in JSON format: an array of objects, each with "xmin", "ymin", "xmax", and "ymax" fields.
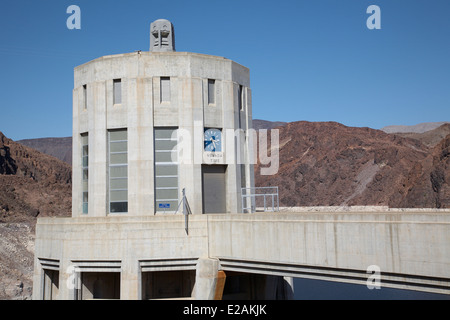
[{"xmin": 32, "ymin": 19, "xmax": 291, "ymax": 300}]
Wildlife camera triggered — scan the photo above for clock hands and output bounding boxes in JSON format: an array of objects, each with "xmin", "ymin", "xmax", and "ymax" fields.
[
  {"xmin": 210, "ymin": 136, "xmax": 221, "ymax": 151},
  {"xmin": 204, "ymin": 130, "xmax": 221, "ymax": 152}
]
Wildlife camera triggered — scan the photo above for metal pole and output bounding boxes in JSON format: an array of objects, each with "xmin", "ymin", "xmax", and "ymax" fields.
[
  {"xmin": 277, "ymin": 187, "xmax": 279, "ymax": 212},
  {"xmin": 241, "ymin": 188, "xmax": 245, "ymax": 213},
  {"xmin": 182, "ymin": 188, "xmax": 185, "ymax": 215},
  {"xmin": 182, "ymin": 188, "xmax": 188, "ymax": 234}
]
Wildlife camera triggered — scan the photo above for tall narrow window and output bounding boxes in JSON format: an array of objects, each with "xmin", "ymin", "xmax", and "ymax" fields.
[
  {"xmin": 109, "ymin": 129, "xmax": 128, "ymax": 213},
  {"xmin": 113, "ymin": 79, "xmax": 122, "ymax": 105},
  {"xmin": 240, "ymin": 164, "xmax": 246, "ymax": 189},
  {"xmin": 160, "ymin": 77, "xmax": 171, "ymax": 102},
  {"xmin": 238, "ymin": 85, "xmax": 244, "ymax": 111},
  {"xmin": 154, "ymin": 128, "xmax": 178, "ymax": 213},
  {"xmin": 208, "ymin": 79, "xmax": 215, "ymax": 105},
  {"xmin": 238, "ymin": 85, "xmax": 244, "ymax": 129},
  {"xmin": 83, "ymin": 85, "xmax": 87, "ymax": 110},
  {"xmin": 81, "ymin": 133, "xmax": 88, "ymax": 214}
]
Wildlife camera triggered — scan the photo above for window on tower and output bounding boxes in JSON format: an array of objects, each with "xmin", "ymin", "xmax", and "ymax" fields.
[
  {"xmin": 154, "ymin": 127, "xmax": 179, "ymax": 213},
  {"xmin": 113, "ymin": 79, "xmax": 122, "ymax": 105},
  {"xmin": 109, "ymin": 129, "xmax": 128, "ymax": 213},
  {"xmin": 82, "ymin": 84, "xmax": 87, "ymax": 110},
  {"xmin": 160, "ymin": 77, "xmax": 171, "ymax": 103},
  {"xmin": 81, "ymin": 133, "xmax": 88, "ymax": 214},
  {"xmin": 208, "ymin": 79, "xmax": 215, "ymax": 105}
]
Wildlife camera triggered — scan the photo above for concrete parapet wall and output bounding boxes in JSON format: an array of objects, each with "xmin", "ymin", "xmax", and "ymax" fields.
[
  {"xmin": 207, "ymin": 212, "xmax": 450, "ymax": 274},
  {"xmin": 207, "ymin": 211, "xmax": 450, "ymax": 293},
  {"xmin": 278, "ymin": 206, "xmax": 450, "ymax": 213}
]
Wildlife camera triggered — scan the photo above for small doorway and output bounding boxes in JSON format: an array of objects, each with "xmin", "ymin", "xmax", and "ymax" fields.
[{"xmin": 202, "ymin": 165, "xmax": 227, "ymax": 214}]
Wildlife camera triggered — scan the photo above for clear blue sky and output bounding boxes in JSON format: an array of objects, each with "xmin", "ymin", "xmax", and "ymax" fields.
[{"xmin": 1, "ymin": 0, "xmax": 450, "ymax": 140}]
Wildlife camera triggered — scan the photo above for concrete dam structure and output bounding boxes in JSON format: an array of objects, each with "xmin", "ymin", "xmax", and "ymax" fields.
[{"xmin": 32, "ymin": 20, "xmax": 450, "ymax": 300}]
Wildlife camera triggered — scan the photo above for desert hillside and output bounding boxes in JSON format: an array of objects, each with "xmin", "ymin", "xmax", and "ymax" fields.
[
  {"xmin": 18, "ymin": 137, "xmax": 72, "ymax": 166},
  {"xmin": 0, "ymin": 132, "xmax": 71, "ymax": 222},
  {"xmin": 381, "ymin": 121, "xmax": 449, "ymax": 134},
  {"xmin": 255, "ymin": 121, "xmax": 450, "ymax": 208},
  {"xmin": 1, "ymin": 120, "xmax": 449, "ymax": 299}
]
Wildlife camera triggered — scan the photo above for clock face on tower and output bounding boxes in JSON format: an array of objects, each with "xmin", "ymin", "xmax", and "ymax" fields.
[{"xmin": 204, "ymin": 128, "xmax": 222, "ymax": 152}]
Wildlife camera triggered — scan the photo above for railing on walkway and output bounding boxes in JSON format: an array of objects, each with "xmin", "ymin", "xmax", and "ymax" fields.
[{"xmin": 241, "ymin": 187, "xmax": 279, "ymax": 213}]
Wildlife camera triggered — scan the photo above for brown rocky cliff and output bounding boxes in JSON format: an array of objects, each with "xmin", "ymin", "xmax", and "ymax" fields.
[
  {"xmin": 399, "ymin": 133, "xmax": 450, "ymax": 208},
  {"xmin": 0, "ymin": 131, "xmax": 72, "ymax": 223},
  {"xmin": 255, "ymin": 121, "xmax": 450, "ymax": 208},
  {"xmin": 0, "ymin": 133, "xmax": 18, "ymax": 175},
  {"xmin": 434, "ymin": 134, "xmax": 450, "ymax": 207}
]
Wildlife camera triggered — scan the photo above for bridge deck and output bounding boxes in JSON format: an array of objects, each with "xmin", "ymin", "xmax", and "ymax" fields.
[{"xmin": 207, "ymin": 211, "xmax": 450, "ymax": 294}]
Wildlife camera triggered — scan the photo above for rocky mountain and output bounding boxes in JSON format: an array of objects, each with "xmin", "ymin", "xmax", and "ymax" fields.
[
  {"xmin": 381, "ymin": 122, "xmax": 449, "ymax": 134},
  {"xmin": 252, "ymin": 119, "xmax": 287, "ymax": 131},
  {"xmin": 392, "ymin": 123, "xmax": 450, "ymax": 148},
  {"xmin": 0, "ymin": 131, "xmax": 72, "ymax": 299},
  {"xmin": 255, "ymin": 121, "xmax": 450, "ymax": 208},
  {"xmin": 18, "ymin": 137, "xmax": 72, "ymax": 165}
]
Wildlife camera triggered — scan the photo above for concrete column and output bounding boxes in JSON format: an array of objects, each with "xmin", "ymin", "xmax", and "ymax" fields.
[
  {"xmin": 91, "ymin": 81, "xmax": 108, "ymax": 217},
  {"xmin": 59, "ymin": 258, "xmax": 76, "ymax": 300},
  {"xmin": 72, "ymin": 86, "xmax": 81, "ymax": 217},
  {"xmin": 178, "ymin": 77, "xmax": 204, "ymax": 215},
  {"xmin": 120, "ymin": 267, "xmax": 139, "ymax": 299},
  {"xmin": 283, "ymin": 276, "xmax": 295, "ymax": 300},
  {"xmin": 194, "ymin": 257, "xmax": 220, "ymax": 300},
  {"xmin": 31, "ymin": 259, "xmax": 43, "ymax": 300}
]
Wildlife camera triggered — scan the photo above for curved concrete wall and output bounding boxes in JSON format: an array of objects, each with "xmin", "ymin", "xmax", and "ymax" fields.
[{"xmin": 72, "ymin": 51, "xmax": 254, "ymax": 217}]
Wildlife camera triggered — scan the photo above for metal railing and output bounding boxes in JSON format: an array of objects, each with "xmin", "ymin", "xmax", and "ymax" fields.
[{"xmin": 241, "ymin": 186, "xmax": 279, "ymax": 213}]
